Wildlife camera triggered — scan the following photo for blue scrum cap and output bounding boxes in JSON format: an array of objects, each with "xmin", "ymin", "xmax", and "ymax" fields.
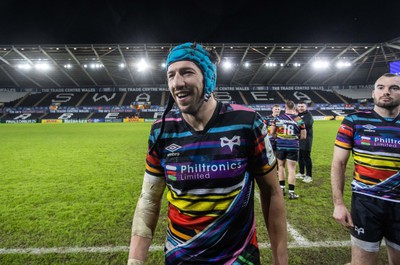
[{"xmin": 166, "ymin": 42, "xmax": 217, "ymax": 101}]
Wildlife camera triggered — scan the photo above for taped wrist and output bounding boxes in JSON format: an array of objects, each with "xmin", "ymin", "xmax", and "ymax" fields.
[
  {"xmin": 127, "ymin": 258, "xmax": 144, "ymax": 265},
  {"xmin": 131, "ymin": 173, "xmax": 166, "ymax": 239}
]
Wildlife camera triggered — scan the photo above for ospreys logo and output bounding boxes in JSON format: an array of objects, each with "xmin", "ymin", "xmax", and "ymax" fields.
[
  {"xmin": 354, "ymin": 226, "xmax": 365, "ymax": 235},
  {"xmin": 220, "ymin": 135, "xmax": 240, "ymax": 152}
]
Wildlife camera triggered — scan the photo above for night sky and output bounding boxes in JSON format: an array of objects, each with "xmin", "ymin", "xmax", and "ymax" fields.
[{"xmin": 1, "ymin": 0, "xmax": 399, "ymax": 45}]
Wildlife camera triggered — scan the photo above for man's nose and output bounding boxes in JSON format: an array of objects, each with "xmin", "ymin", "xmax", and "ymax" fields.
[{"xmin": 171, "ymin": 73, "xmax": 185, "ymax": 87}]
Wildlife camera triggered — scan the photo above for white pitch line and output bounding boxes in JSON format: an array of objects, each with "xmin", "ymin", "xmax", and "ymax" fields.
[
  {"xmin": 255, "ymin": 190, "xmax": 309, "ymax": 244},
  {"xmin": 0, "ymin": 192, "xmax": 348, "ymax": 255},
  {"xmin": 287, "ymin": 223, "xmax": 310, "ymax": 244},
  {"xmin": 0, "ymin": 241, "xmax": 352, "ymax": 255}
]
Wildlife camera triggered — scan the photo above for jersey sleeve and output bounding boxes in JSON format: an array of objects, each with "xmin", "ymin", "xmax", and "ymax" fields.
[
  {"xmin": 335, "ymin": 115, "xmax": 354, "ymax": 150},
  {"xmin": 250, "ymin": 112, "xmax": 276, "ymax": 176},
  {"xmin": 145, "ymin": 121, "xmax": 165, "ymax": 177}
]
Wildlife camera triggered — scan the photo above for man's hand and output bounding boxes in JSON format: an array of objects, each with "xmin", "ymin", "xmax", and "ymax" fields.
[{"xmin": 333, "ymin": 204, "xmax": 353, "ymax": 228}]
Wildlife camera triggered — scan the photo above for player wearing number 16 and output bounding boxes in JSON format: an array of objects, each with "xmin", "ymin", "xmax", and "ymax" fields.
[{"xmin": 271, "ymin": 100, "xmax": 306, "ymax": 199}]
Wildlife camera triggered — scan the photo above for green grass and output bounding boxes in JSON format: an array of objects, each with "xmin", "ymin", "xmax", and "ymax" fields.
[{"xmin": 0, "ymin": 121, "xmax": 389, "ymax": 264}]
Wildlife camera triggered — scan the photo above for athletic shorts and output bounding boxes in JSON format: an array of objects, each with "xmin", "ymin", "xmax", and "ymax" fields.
[
  {"xmin": 350, "ymin": 192, "xmax": 400, "ymax": 252},
  {"xmin": 276, "ymin": 150, "xmax": 298, "ymax": 161}
]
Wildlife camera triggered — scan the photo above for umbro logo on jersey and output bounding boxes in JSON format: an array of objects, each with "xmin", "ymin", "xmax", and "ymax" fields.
[
  {"xmin": 220, "ymin": 135, "xmax": 240, "ymax": 152},
  {"xmin": 165, "ymin": 143, "xmax": 182, "ymax": 152},
  {"xmin": 363, "ymin": 124, "xmax": 376, "ymax": 132}
]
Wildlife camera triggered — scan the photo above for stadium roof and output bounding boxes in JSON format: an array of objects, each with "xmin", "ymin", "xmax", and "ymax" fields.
[{"xmin": 0, "ymin": 37, "xmax": 399, "ymax": 89}]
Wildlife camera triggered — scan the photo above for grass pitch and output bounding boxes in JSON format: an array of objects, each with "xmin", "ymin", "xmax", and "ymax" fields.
[{"xmin": 0, "ymin": 121, "xmax": 389, "ymax": 264}]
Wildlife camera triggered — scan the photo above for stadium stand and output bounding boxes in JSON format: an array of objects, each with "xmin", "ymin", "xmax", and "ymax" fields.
[
  {"xmin": 41, "ymin": 112, "xmax": 91, "ymax": 120},
  {"xmin": 214, "ymin": 91, "xmax": 245, "ymax": 104},
  {"xmin": 79, "ymin": 92, "xmax": 123, "ymax": 106},
  {"xmin": 6, "ymin": 92, "xmax": 44, "ymax": 107},
  {"xmin": 121, "ymin": 91, "xmax": 164, "ymax": 106},
  {"xmin": 334, "ymin": 88, "xmax": 373, "ymax": 103},
  {"xmin": 0, "ymin": 92, "xmax": 28, "ymax": 105},
  {"xmin": 240, "ymin": 90, "xmax": 282, "ymax": 104},
  {"xmin": 38, "ymin": 92, "xmax": 87, "ymax": 107},
  {"xmin": 0, "ymin": 87, "xmax": 375, "ymax": 123}
]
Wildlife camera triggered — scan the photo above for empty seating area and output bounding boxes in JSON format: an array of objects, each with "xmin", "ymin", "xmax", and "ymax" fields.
[
  {"xmin": 9, "ymin": 93, "xmax": 45, "ymax": 107},
  {"xmin": 278, "ymin": 90, "xmax": 322, "ymax": 103},
  {"xmin": 122, "ymin": 91, "xmax": 164, "ymax": 106},
  {"xmin": 241, "ymin": 90, "xmax": 280, "ymax": 104},
  {"xmin": 0, "ymin": 92, "xmax": 28, "ymax": 106},
  {"xmin": 79, "ymin": 92, "xmax": 123, "ymax": 106},
  {"xmin": 214, "ymin": 91, "xmax": 245, "ymax": 104},
  {"xmin": 0, "ymin": 87, "xmax": 374, "ymax": 123},
  {"xmin": 38, "ymin": 93, "xmax": 86, "ymax": 107}
]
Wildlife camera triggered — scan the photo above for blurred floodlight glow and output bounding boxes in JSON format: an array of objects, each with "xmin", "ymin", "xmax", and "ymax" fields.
[
  {"xmin": 34, "ymin": 63, "xmax": 51, "ymax": 71},
  {"xmin": 17, "ymin": 63, "xmax": 32, "ymax": 70},
  {"xmin": 89, "ymin": 63, "xmax": 103, "ymax": 69},
  {"xmin": 312, "ymin": 60, "xmax": 329, "ymax": 69},
  {"xmin": 137, "ymin": 59, "xmax": 149, "ymax": 72},
  {"xmin": 222, "ymin": 60, "xmax": 233, "ymax": 70},
  {"xmin": 336, "ymin": 61, "xmax": 351, "ymax": 68},
  {"xmin": 265, "ymin": 62, "xmax": 277, "ymax": 67}
]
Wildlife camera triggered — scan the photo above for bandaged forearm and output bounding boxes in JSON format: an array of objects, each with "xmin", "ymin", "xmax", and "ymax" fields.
[{"xmin": 131, "ymin": 173, "xmax": 166, "ymax": 239}]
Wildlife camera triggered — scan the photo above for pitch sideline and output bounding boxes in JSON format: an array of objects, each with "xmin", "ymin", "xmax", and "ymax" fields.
[{"xmin": 0, "ymin": 240, "xmax": 351, "ymax": 255}]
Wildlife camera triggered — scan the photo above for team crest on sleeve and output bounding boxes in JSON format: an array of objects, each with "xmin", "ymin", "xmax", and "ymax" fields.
[{"xmin": 220, "ymin": 136, "xmax": 241, "ymax": 152}]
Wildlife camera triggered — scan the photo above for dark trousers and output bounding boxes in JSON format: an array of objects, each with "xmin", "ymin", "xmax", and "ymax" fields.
[{"xmin": 298, "ymin": 149, "xmax": 312, "ymax": 177}]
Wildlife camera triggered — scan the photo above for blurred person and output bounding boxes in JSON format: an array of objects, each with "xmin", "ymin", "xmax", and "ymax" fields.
[
  {"xmin": 127, "ymin": 42, "xmax": 288, "ymax": 265},
  {"xmin": 331, "ymin": 73, "xmax": 400, "ymax": 265},
  {"xmin": 265, "ymin": 104, "xmax": 281, "ymax": 155},
  {"xmin": 271, "ymin": 100, "xmax": 306, "ymax": 199},
  {"xmin": 295, "ymin": 101, "xmax": 314, "ymax": 183}
]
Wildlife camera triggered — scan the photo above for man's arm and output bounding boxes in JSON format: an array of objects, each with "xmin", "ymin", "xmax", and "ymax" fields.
[
  {"xmin": 127, "ymin": 173, "xmax": 166, "ymax": 264},
  {"xmin": 300, "ymin": 128, "xmax": 306, "ymax": 140},
  {"xmin": 256, "ymin": 164, "xmax": 288, "ymax": 265},
  {"xmin": 304, "ymin": 113, "xmax": 314, "ymax": 129},
  {"xmin": 331, "ymin": 146, "xmax": 353, "ymax": 227}
]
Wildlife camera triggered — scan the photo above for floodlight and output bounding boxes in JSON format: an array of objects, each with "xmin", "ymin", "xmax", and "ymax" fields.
[
  {"xmin": 312, "ymin": 60, "xmax": 329, "ymax": 69},
  {"xmin": 335, "ymin": 61, "xmax": 351, "ymax": 69},
  {"xmin": 17, "ymin": 63, "xmax": 32, "ymax": 70},
  {"xmin": 89, "ymin": 63, "xmax": 103, "ymax": 69},
  {"xmin": 222, "ymin": 60, "xmax": 233, "ymax": 70},
  {"xmin": 34, "ymin": 63, "xmax": 51, "ymax": 71},
  {"xmin": 136, "ymin": 59, "xmax": 149, "ymax": 72}
]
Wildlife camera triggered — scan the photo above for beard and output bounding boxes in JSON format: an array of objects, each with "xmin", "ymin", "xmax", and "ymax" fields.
[
  {"xmin": 374, "ymin": 96, "xmax": 400, "ymax": 110},
  {"xmin": 179, "ymin": 95, "xmax": 204, "ymax": 115}
]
